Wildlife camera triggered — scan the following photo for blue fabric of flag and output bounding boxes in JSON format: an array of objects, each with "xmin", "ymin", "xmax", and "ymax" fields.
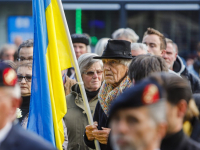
[{"xmin": 27, "ymin": 0, "xmax": 55, "ymax": 146}]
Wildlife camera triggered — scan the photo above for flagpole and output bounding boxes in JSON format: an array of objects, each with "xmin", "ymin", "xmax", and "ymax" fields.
[{"xmin": 56, "ymin": 0, "xmax": 101, "ymax": 149}]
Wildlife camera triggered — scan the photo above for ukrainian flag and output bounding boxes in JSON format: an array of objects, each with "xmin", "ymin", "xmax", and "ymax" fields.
[{"xmin": 27, "ymin": 0, "xmax": 72, "ymax": 149}]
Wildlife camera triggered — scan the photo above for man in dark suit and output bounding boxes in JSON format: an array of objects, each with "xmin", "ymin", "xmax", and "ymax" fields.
[{"xmin": 0, "ymin": 62, "xmax": 56, "ymax": 150}]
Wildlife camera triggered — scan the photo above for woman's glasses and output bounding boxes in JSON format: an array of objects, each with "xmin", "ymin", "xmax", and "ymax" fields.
[
  {"xmin": 17, "ymin": 57, "xmax": 33, "ymax": 62},
  {"xmin": 83, "ymin": 70, "xmax": 103, "ymax": 76},
  {"xmin": 17, "ymin": 75, "xmax": 32, "ymax": 82}
]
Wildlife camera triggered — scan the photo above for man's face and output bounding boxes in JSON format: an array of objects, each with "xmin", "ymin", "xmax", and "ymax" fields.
[
  {"xmin": 18, "ymin": 47, "xmax": 33, "ymax": 62},
  {"xmin": 110, "ymin": 107, "xmax": 159, "ymax": 150},
  {"xmin": 162, "ymin": 43, "xmax": 177, "ymax": 70},
  {"xmin": 0, "ymin": 88, "xmax": 17, "ymax": 129},
  {"xmin": 2, "ymin": 49, "xmax": 16, "ymax": 61},
  {"xmin": 142, "ymin": 34, "xmax": 162, "ymax": 56},
  {"xmin": 73, "ymin": 43, "xmax": 87, "ymax": 59},
  {"xmin": 102, "ymin": 59, "xmax": 128, "ymax": 87}
]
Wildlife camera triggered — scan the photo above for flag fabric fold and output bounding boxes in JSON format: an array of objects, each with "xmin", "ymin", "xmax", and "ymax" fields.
[{"xmin": 28, "ymin": 0, "xmax": 72, "ymax": 149}]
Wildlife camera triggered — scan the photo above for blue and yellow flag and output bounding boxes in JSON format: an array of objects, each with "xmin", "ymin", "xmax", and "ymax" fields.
[{"xmin": 28, "ymin": 0, "xmax": 72, "ymax": 149}]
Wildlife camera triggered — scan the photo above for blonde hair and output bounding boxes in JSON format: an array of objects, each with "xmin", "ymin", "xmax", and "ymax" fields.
[
  {"xmin": 144, "ymin": 28, "xmax": 166, "ymax": 50},
  {"xmin": 185, "ymin": 99, "xmax": 200, "ymax": 121}
]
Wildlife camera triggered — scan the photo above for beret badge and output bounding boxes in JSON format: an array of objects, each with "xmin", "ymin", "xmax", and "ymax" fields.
[
  {"xmin": 3, "ymin": 68, "xmax": 17, "ymax": 86},
  {"xmin": 142, "ymin": 84, "xmax": 159, "ymax": 104}
]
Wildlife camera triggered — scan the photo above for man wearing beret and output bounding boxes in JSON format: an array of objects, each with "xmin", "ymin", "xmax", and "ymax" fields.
[
  {"xmin": 0, "ymin": 62, "xmax": 56, "ymax": 150},
  {"xmin": 108, "ymin": 78, "xmax": 167, "ymax": 150}
]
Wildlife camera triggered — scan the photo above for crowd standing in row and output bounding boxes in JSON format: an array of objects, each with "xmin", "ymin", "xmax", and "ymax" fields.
[{"xmin": 1, "ymin": 27, "xmax": 200, "ymax": 150}]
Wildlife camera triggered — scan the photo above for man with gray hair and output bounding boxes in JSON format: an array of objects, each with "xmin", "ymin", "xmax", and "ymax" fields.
[
  {"xmin": 108, "ymin": 77, "xmax": 167, "ymax": 150},
  {"xmin": 131, "ymin": 43, "xmax": 148, "ymax": 56},
  {"xmin": 112, "ymin": 28, "xmax": 139, "ymax": 43},
  {"xmin": 162, "ymin": 38, "xmax": 177, "ymax": 70},
  {"xmin": 162, "ymin": 38, "xmax": 200, "ymax": 93},
  {"xmin": 0, "ymin": 62, "xmax": 56, "ymax": 150},
  {"xmin": 18, "ymin": 39, "xmax": 33, "ymax": 62}
]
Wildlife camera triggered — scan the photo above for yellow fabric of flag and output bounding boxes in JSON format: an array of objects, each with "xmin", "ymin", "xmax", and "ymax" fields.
[{"xmin": 45, "ymin": 0, "xmax": 72, "ymax": 149}]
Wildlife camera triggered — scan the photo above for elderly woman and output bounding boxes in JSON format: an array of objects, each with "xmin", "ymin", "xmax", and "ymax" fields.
[
  {"xmin": 63, "ymin": 53, "xmax": 103, "ymax": 150},
  {"xmin": 84, "ymin": 40, "xmax": 133, "ymax": 149}
]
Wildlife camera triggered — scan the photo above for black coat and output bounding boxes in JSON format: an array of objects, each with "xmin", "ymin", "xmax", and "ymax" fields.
[
  {"xmin": 190, "ymin": 94, "xmax": 200, "ymax": 142},
  {"xmin": 161, "ymin": 130, "xmax": 200, "ymax": 150},
  {"xmin": 0, "ymin": 123, "xmax": 56, "ymax": 150},
  {"xmin": 173, "ymin": 56, "xmax": 200, "ymax": 93},
  {"xmin": 84, "ymin": 101, "xmax": 111, "ymax": 150}
]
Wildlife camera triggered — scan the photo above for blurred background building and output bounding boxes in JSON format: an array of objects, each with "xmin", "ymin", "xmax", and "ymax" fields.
[{"xmin": 0, "ymin": 0, "xmax": 200, "ymax": 58}]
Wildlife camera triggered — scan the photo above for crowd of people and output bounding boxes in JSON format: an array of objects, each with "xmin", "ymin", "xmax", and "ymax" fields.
[{"xmin": 1, "ymin": 27, "xmax": 200, "ymax": 150}]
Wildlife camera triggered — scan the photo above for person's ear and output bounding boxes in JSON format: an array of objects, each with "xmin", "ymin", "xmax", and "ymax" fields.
[
  {"xmin": 177, "ymin": 100, "xmax": 187, "ymax": 118},
  {"xmin": 161, "ymin": 49, "xmax": 166, "ymax": 56}
]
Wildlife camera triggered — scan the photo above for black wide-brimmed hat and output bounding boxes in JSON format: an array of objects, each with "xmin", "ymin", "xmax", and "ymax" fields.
[{"xmin": 93, "ymin": 40, "xmax": 132, "ymax": 59}]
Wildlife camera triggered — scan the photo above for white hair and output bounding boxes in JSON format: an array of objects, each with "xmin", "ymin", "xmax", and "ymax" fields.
[
  {"xmin": 166, "ymin": 38, "xmax": 176, "ymax": 53},
  {"xmin": 131, "ymin": 43, "xmax": 148, "ymax": 53},
  {"xmin": 147, "ymin": 100, "xmax": 166, "ymax": 125},
  {"xmin": 94, "ymin": 38, "xmax": 110, "ymax": 56},
  {"xmin": 78, "ymin": 53, "xmax": 103, "ymax": 74},
  {"xmin": 119, "ymin": 59, "xmax": 132, "ymax": 67},
  {"xmin": 112, "ymin": 28, "xmax": 139, "ymax": 43}
]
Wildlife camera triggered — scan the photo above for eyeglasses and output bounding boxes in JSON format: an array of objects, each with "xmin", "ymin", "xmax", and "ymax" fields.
[
  {"xmin": 17, "ymin": 75, "xmax": 32, "ymax": 82},
  {"xmin": 17, "ymin": 57, "xmax": 33, "ymax": 61},
  {"xmin": 83, "ymin": 70, "xmax": 103, "ymax": 76}
]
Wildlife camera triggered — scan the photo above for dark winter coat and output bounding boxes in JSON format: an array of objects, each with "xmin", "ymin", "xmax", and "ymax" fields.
[
  {"xmin": 161, "ymin": 130, "xmax": 200, "ymax": 150},
  {"xmin": 84, "ymin": 101, "xmax": 111, "ymax": 150},
  {"xmin": 173, "ymin": 56, "xmax": 200, "ymax": 93}
]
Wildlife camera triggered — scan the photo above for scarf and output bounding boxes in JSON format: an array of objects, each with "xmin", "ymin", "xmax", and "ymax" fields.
[{"xmin": 98, "ymin": 76, "xmax": 132, "ymax": 116}]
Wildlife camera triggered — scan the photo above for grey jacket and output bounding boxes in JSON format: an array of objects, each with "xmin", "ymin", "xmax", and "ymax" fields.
[{"xmin": 63, "ymin": 84, "xmax": 98, "ymax": 150}]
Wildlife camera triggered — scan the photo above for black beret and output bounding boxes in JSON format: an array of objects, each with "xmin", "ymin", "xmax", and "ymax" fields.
[
  {"xmin": 109, "ymin": 78, "xmax": 165, "ymax": 119},
  {"xmin": 0, "ymin": 62, "xmax": 17, "ymax": 87},
  {"xmin": 71, "ymin": 34, "xmax": 90, "ymax": 45}
]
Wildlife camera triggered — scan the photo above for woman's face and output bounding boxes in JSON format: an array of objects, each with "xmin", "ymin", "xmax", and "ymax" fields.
[
  {"xmin": 103, "ymin": 59, "xmax": 128, "ymax": 87},
  {"xmin": 82, "ymin": 62, "xmax": 103, "ymax": 92},
  {"xmin": 17, "ymin": 66, "xmax": 32, "ymax": 97}
]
